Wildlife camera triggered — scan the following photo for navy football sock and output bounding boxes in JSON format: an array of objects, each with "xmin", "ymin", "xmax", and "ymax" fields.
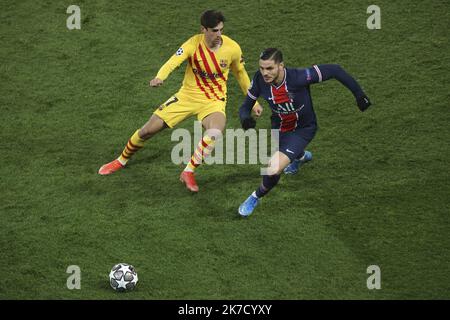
[{"xmin": 255, "ymin": 174, "xmax": 281, "ymax": 198}]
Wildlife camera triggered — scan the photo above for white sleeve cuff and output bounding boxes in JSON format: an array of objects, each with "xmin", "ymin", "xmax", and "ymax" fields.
[
  {"xmin": 313, "ymin": 65, "xmax": 322, "ymax": 82},
  {"xmin": 247, "ymin": 91, "xmax": 258, "ymax": 100}
]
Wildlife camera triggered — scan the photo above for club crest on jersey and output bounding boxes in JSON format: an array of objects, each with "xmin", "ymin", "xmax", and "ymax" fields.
[
  {"xmin": 175, "ymin": 48, "xmax": 184, "ymax": 56},
  {"xmin": 220, "ymin": 59, "xmax": 228, "ymax": 68},
  {"xmin": 306, "ymin": 68, "xmax": 312, "ymax": 81}
]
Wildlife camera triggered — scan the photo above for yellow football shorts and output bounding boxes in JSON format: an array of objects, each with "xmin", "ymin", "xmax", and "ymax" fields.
[{"xmin": 153, "ymin": 92, "xmax": 226, "ymax": 128}]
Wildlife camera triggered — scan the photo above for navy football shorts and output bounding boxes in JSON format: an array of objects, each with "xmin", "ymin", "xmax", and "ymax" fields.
[{"xmin": 278, "ymin": 129, "xmax": 316, "ymax": 162}]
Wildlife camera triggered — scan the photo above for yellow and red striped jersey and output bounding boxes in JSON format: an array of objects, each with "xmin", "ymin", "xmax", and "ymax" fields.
[{"xmin": 156, "ymin": 34, "xmax": 250, "ymax": 102}]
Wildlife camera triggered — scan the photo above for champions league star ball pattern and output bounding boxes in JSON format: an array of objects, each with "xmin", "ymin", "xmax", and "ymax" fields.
[{"xmin": 109, "ymin": 263, "xmax": 138, "ymax": 292}]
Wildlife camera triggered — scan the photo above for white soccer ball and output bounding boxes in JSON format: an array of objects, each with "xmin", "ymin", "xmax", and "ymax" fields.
[{"xmin": 109, "ymin": 263, "xmax": 138, "ymax": 292}]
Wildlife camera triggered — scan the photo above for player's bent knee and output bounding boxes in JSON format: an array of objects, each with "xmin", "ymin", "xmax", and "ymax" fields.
[
  {"xmin": 266, "ymin": 166, "xmax": 282, "ymax": 176},
  {"xmin": 139, "ymin": 115, "xmax": 166, "ymax": 140},
  {"xmin": 205, "ymin": 128, "xmax": 223, "ymax": 141}
]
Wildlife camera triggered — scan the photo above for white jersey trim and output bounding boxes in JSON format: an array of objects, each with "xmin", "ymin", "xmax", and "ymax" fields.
[
  {"xmin": 313, "ymin": 65, "xmax": 322, "ymax": 82},
  {"xmin": 247, "ymin": 91, "xmax": 258, "ymax": 100}
]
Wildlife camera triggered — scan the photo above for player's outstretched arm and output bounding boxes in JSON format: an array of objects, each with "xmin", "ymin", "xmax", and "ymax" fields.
[
  {"xmin": 317, "ymin": 64, "xmax": 372, "ymax": 111},
  {"xmin": 151, "ymin": 38, "xmax": 193, "ymax": 87}
]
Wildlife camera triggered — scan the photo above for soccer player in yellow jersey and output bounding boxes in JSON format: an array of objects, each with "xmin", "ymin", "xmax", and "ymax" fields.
[{"xmin": 99, "ymin": 10, "xmax": 262, "ymax": 192}]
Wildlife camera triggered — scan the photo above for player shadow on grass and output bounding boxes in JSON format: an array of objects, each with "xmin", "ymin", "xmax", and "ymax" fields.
[
  {"xmin": 121, "ymin": 153, "xmax": 169, "ymax": 168},
  {"xmin": 96, "ymin": 279, "xmax": 140, "ymax": 295},
  {"xmin": 183, "ymin": 167, "xmax": 261, "ymax": 219}
]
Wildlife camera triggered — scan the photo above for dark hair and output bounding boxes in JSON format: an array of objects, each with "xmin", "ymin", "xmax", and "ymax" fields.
[
  {"xmin": 200, "ymin": 10, "xmax": 225, "ymax": 28},
  {"xmin": 260, "ymin": 48, "xmax": 283, "ymax": 64}
]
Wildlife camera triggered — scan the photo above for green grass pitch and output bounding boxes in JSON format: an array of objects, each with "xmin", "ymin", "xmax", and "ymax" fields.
[{"xmin": 1, "ymin": 0, "xmax": 449, "ymax": 299}]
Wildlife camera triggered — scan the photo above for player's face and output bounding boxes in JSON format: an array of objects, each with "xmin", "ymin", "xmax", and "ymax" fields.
[
  {"xmin": 259, "ymin": 59, "xmax": 285, "ymax": 84},
  {"xmin": 202, "ymin": 22, "xmax": 224, "ymax": 48}
]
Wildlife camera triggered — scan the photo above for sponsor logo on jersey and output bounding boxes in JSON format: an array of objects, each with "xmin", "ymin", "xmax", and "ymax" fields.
[
  {"xmin": 192, "ymin": 68, "xmax": 222, "ymax": 80},
  {"xmin": 306, "ymin": 68, "xmax": 312, "ymax": 81}
]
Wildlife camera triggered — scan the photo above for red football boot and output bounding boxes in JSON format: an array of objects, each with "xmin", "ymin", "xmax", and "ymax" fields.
[
  {"xmin": 180, "ymin": 171, "xmax": 199, "ymax": 192},
  {"xmin": 98, "ymin": 159, "xmax": 124, "ymax": 175}
]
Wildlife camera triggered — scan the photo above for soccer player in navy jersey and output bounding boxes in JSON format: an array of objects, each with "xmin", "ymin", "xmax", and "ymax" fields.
[{"xmin": 238, "ymin": 48, "xmax": 371, "ymax": 216}]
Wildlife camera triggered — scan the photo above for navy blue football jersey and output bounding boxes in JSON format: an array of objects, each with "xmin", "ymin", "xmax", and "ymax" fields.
[{"xmin": 246, "ymin": 66, "xmax": 324, "ymax": 134}]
